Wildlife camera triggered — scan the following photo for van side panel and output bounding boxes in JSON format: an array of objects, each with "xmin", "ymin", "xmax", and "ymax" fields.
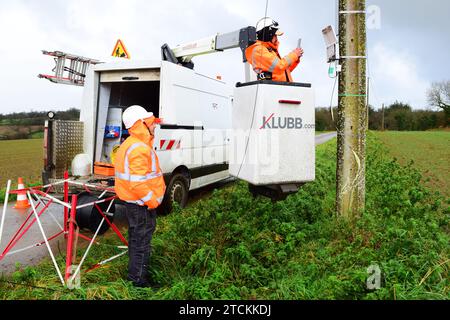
[
  {"xmin": 153, "ymin": 126, "xmax": 203, "ymax": 175},
  {"xmin": 159, "ymin": 61, "xmax": 232, "ymax": 187},
  {"xmin": 159, "ymin": 61, "xmax": 232, "ymax": 127}
]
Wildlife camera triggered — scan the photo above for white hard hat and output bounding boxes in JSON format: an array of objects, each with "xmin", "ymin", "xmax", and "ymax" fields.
[
  {"xmin": 122, "ymin": 105, "xmax": 154, "ymax": 129},
  {"xmin": 256, "ymin": 17, "xmax": 284, "ymax": 36}
]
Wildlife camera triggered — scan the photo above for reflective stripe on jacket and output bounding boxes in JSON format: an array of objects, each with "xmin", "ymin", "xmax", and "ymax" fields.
[
  {"xmin": 245, "ymin": 41, "xmax": 300, "ymax": 82},
  {"xmin": 114, "ymin": 121, "xmax": 166, "ymax": 209}
]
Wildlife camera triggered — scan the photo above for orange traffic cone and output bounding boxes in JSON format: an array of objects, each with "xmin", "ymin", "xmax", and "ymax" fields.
[{"xmin": 14, "ymin": 177, "xmax": 31, "ymax": 209}]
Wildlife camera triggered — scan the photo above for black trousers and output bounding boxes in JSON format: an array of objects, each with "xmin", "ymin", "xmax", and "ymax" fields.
[{"xmin": 124, "ymin": 203, "xmax": 157, "ymax": 284}]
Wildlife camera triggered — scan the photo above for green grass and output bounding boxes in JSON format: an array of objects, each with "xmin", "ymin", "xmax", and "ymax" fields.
[
  {"xmin": 0, "ymin": 134, "xmax": 448, "ymax": 300},
  {"xmin": 0, "ymin": 139, "xmax": 43, "ymax": 191},
  {"xmin": 376, "ymin": 131, "xmax": 450, "ymax": 197}
]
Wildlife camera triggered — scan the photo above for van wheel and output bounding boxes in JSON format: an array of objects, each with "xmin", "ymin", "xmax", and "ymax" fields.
[
  {"xmin": 248, "ymin": 184, "xmax": 259, "ymax": 198},
  {"xmin": 158, "ymin": 173, "xmax": 189, "ymax": 215}
]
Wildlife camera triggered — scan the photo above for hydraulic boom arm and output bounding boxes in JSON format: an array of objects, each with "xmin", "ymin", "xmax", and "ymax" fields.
[{"xmin": 161, "ymin": 26, "xmax": 256, "ymax": 69}]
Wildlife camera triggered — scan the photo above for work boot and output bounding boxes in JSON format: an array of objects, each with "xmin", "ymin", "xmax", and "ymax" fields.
[
  {"xmin": 133, "ymin": 281, "xmax": 163, "ymax": 291},
  {"xmin": 127, "ymin": 277, "xmax": 161, "ymax": 290},
  {"xmin": 132, "ymin": 281, "xmax": 152, "ymax": 288}
]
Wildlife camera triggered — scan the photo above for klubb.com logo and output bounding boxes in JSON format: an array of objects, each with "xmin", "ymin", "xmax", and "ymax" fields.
[{"xmin": 260, "ymin": 113, "xmax": 315, "ymax": 130}]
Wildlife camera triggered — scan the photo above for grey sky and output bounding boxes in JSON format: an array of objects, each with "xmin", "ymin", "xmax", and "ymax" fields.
[{"xmin": 0, "ymin": 0, "xmax": 448, "ymax": 114}]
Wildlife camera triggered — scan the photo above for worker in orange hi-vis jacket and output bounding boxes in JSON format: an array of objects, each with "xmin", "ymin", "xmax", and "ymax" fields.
[
  {"xmin": 245, "ymin": 17, "xmax": 304, "ymax": 82},
  {"xmin": 115, "ymin": 105, "xmax": 166, "ymax": 288}
]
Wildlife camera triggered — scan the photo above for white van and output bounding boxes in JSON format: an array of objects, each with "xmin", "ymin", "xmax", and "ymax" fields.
[
  {"xmin": 41, "ymin": 28, "xmax": 315, "ymax": 233},
  {"xmin": 43, "ymin": 60, "xmax": 232, "ymax": 215}
]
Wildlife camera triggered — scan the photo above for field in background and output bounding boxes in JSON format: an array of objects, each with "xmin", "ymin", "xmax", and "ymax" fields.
[
  {"xmin": 0, "ymin": 139, "xmax": 43, "ymax": 189},
  {"xmin": 376, "ymin": 131, "xmax": 450, "ymax": 197}
]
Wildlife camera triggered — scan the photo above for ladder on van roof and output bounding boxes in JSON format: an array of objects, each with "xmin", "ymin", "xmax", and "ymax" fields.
[{"xmin": 38, "ymin": 50, "xmax": 101, "ymax": 87}]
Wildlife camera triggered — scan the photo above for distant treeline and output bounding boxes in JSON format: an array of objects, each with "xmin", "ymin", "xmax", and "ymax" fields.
[
  {"xmin": 0, "ymin": 104, "xmax": 448, "ymax": 137},
  {"xmin": 0, "ymin": 108, "xmax": 80, "ymax": 126},
  {"xmin": 316, "ymin": 101, "xmax": 449, "ymax": 131}
]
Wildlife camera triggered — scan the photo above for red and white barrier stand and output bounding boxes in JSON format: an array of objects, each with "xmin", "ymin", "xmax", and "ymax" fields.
[
  {"xmin": 0, "ymin": 180, "xmax": 11, "ymax": 250},
  {"xmin": 0, "ymin": 171, "xmax": 128, "ymax": 288}
]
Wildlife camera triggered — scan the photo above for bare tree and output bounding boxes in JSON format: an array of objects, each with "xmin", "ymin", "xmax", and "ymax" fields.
[{"xmin": 427, "ymin": 81, "xmax": 450, "ymax": 114}]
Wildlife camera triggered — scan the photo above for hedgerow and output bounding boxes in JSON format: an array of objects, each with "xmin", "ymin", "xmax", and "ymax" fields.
[{"xmin": 0, "ymin": 133, "xmax": 448, "ymax": 300}]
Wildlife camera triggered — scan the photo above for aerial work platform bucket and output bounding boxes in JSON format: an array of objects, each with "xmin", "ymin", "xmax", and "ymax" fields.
[{"xmin": 230, "ymin": 81, "xmax": 315, "ymax": 200}]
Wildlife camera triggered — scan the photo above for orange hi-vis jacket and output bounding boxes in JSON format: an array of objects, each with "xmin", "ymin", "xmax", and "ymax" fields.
[
  {"xmin": 115, "ymin": 121, "xmax": 166, "ymax": 209},
  {"xmin": 245, "ymin": 40, "xmax": 300, "ymax": 82}
]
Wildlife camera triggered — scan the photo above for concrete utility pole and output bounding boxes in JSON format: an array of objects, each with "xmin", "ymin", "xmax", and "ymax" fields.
[
  {"xmin": 381, "ymin": 103, "xmax": 385, "ymax": 131},
  {"xmin": 366, "ymin": 76, "xmax": 370, "ymax": 129},
  {"xmin": 336, "ymin": 0, "xmax": 367, "ymax": 218}
]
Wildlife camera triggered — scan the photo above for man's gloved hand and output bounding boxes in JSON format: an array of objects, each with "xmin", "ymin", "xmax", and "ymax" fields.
[{"xmin": 294, "ymin": 48, "xmax": 304, "ymax": 59}]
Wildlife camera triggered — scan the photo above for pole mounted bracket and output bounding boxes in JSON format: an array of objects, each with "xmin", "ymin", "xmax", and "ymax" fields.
[
  {"xmin": 322, "ymin": 25, "xmax": 338, "ymax": 63},
  {"xmin": 339, "ymin": 10, "xmax": 366, "ymax": 14},
  {"xmin": 340, "ymin": 56, "xmax": 367, "ymax": 59}
]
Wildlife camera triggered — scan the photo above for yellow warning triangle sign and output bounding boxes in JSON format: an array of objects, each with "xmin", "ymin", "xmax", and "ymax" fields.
[{"xmin": 112, "ymin": 39, "xmax": 131, "ymax": 59}]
